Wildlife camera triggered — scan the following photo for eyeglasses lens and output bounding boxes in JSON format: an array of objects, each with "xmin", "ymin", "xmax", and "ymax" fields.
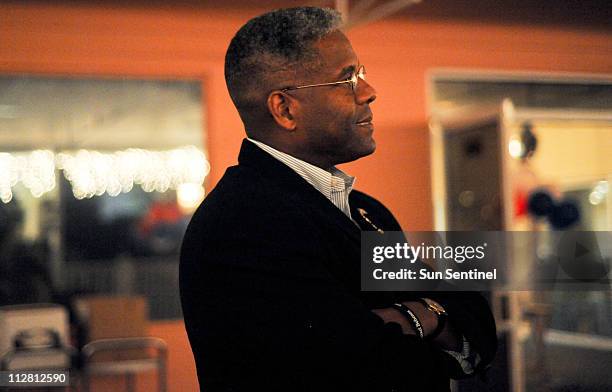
[{"xmin": 352, "ymin": 66, "xmax": 366, "ymax": 92}]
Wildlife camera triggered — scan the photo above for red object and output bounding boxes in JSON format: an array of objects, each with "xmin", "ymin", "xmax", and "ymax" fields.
[
  {"xmin": 514, "ymin": 189, "xmax": 528, "ymax": 217},
  {"xmin": 139, "ymin": 201, "xmax": 183, "ymax": 235}
]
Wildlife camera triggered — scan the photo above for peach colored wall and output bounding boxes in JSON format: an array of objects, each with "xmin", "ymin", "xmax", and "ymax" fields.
[
  {"xmin": 342, "ymin": 19, "xmax": 611, "ymax": 230},
  {"xmin": 1, "ymin": 4, "xmax": 610, "ymax": 230},
  {"xmin": 1, "ymin": 3, "xmax": 610, "ymax": 391},
  {"xmin": 148, "ymin": 320, "xmax": 198, "ymax": 392}
]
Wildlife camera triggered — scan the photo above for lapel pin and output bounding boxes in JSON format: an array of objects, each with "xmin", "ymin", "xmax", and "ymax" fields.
[{"xmin": 357, "ymin": 208, "xmax": 384, "ymax": 234}]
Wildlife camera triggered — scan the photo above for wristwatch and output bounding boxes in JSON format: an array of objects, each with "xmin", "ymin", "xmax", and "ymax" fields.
[{"xmin": 418, "ymin": 298, "xmax": 448, "ymax": 340}]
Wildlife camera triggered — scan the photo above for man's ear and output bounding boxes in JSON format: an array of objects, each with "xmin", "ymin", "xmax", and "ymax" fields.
[{"xmin": 267, "ymin": 91, "xmax": 297, "ymax": 131}]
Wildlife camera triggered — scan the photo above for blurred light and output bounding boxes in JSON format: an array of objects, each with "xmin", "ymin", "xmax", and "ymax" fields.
[
  {"xmin": 177, "ymin": 183, "xmax": 205, "ymax": 214},
  {"xmin": 508, "ymin": 137, "xmax": 524, "ymax": 159},
  {"xmin": 589, "ymin": 191, "xmax": 604, "ymax": 206},
  {"xmin": 59, "ymin": 146, "xmax": 209, "ymax": 199},
  {"xmin": 589, "ymin": 181, "xmax": 609, "ymax": 206},
  {"xmin": 0, "ymin": 150, "xmax": 55, "ymax": 203},
  {"xmin": 1, "ymin": 146, "xmax": 209, "ymax": 202},
  {"xmin": 0, "ymin": 190, "xmax": 13, "ymax": 203},
  {"xmin": 594, "ymin": 181, "xmax": 608, "ymax": 194}
]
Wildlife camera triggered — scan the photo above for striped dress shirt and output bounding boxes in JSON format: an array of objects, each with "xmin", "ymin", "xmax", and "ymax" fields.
[{"xmin": 247, "ymin": 138, "xmax": 356, "ymax": 220}]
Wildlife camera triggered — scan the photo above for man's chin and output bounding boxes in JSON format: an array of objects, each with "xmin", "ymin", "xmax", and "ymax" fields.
[
  {"xmin": 361, "ymin": 144, "xmax": 376, "ymax": 159},
  {"xmin": 361, "ymin": 134, "xmax": 377, "ymax": 155},
  {"xmin": 340, "ymin": 139, "xmax": 376, "ymax": 164},
  {"xmin": 356, "ymin": 125, "xmax": 376, "ymax": 155},
  {"xmin": 361, "ymin": 139, "xmax": 376, "ymax": 156}
]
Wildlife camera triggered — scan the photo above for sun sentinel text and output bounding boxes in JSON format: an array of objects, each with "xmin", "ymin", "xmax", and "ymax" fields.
[{"xmin": 372, "ymin": 268, "xmax": 497, "ymax": 280}]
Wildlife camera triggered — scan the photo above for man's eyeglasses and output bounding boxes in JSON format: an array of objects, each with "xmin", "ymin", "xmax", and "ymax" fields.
[{"xmin": 281, "ymin": 65, "xmax": 366, "ymax": 94}]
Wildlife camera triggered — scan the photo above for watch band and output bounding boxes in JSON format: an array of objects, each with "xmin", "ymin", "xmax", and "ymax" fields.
[
  {"xmin": 391, "ymin": 303, "xmax": 424, "ymax": 338},
  {"xmin": 417, "ymin": 298, "xmax": 448, "ymax": 340}
]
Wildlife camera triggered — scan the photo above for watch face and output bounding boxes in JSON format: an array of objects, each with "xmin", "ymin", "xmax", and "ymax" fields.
[
  {"xmin": 424, "ymin": 298, "xmax": 448, "ymax": 315},
  {"xmin": 431, "ymin": 304, "xmax": 446, "ymax": 315}
]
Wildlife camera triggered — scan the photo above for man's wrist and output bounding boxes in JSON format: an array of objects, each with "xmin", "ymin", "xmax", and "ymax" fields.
[
  {"xmin": 391, "ymin": 303, "xmax": 424, "ymax": 338},
  {"xmin": 400, "ymin": 301, "xmax": 437, "ymax": 336},
  {"xmin": 416, "ymin": 298, "xmax": 448, "ymax": 340}
]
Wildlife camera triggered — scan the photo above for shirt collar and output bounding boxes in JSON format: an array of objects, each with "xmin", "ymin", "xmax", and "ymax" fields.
[{"xmin": 246, "ymin": 138, "xmax": 355, "ymax": 199}]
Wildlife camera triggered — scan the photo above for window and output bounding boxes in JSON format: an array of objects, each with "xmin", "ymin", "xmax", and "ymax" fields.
[{"xmin": 0, "ymin": 76, "xmax": 205, "ymax": 319}]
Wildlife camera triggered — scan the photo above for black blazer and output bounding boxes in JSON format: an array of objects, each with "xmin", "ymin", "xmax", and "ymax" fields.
[{"xmin": 180, "ymin": 140, "xmax": 496, "ymax": 392}]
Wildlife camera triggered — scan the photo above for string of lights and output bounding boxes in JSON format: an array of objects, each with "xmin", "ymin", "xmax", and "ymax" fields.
[{"xmin": 0, "ymin": 146, "xmax": 209, "ymax": 203}]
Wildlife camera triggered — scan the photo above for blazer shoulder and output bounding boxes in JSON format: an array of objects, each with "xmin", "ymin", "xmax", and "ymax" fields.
[{"xmin": 187, "ymin": 164, "xmax": 310, "ymax": 233}]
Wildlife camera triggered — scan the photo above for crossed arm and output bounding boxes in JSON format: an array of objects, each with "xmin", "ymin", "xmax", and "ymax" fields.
[
  {"xmin": 181, "ymin": 193, "xmax": 497, "ymax": 390},
  {"xmin": 372, "ymin": 300, "xmax": 461, "ymax": 351}
]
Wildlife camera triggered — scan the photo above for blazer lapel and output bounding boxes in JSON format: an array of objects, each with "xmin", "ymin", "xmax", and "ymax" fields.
[{"xmin": 238, "ymin": 139, "xmax": 362, "ymax": 243}]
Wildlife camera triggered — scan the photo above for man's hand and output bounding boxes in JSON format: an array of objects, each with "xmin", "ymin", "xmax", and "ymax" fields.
[
  {"xmin": 372, "ymin": 302, "xmax": 461, "ymax": 351},
  {"xmin": 371, "ymin": 307, "xmax": 418, "ymax": 336}
]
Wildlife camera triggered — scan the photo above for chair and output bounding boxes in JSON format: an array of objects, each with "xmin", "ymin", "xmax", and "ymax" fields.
[
  {"xmin": 0, "ymin": 303, "xmax": 73, "ymax": 370},
  {"xmin": 81, "ymin": 337, "xmax": 167, "ymax": 392},
  {"xmin": 73, "ymin": 296, "xmax": 167, "ymax": 392},
  {"xmin": 0, "ymin": 304, "xmax": 75, "ymax": 392}
]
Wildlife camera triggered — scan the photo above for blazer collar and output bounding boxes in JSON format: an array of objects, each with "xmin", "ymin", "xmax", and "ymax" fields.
[{"xmin": 238, "ymin": 139, "xmax": 361, "ymax": 243}]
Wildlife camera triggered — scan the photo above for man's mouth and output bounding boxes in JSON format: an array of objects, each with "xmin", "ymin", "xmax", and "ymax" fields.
[{"xmin": 356, "ymin": 117, "xmax": 373, "ymax": 126}]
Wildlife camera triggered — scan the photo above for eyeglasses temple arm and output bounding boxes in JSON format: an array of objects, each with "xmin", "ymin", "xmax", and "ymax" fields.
[{"xmin": 281, "ymin": 80, "xmax": 351, "ymax": 92}]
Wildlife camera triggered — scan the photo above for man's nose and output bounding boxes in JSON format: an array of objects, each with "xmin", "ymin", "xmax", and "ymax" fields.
[{"xmin": 356, "ymin": 78, "xmax": 377, "ymax": 105}]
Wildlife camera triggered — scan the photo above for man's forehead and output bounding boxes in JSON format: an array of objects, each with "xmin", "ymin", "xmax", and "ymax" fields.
[{"xmin": 313, "ymin": 30, "xmax": 358, "ymax": 75}]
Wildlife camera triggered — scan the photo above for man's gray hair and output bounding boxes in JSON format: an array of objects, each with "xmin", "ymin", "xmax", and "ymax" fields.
[{"xmin": 224, "ymin": 7, "xmax": 343, "ymax": 109}]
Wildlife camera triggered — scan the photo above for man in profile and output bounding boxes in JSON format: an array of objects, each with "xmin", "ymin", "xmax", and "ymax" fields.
[{"xmin": 180, "ymin": 7, "xmax": 496, "ymax": 391}]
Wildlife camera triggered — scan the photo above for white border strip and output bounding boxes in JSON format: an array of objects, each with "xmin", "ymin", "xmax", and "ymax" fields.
[{"xmin": 545, "ymin": 329, "xmax": 612, "ymax": 352}]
